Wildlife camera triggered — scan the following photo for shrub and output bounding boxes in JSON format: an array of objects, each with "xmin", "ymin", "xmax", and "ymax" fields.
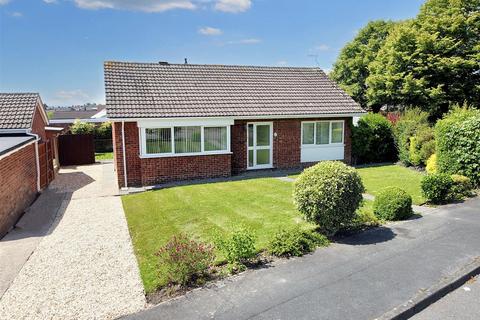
[
  {"xmin": 70, "ymin": 120, "xmax": 95, "ymax": 134},
  {"xmin": 214, "ymin": 225, "xmax": 256, "ymax": 266},
  {"xmin": 426, "ymin": 154, "xmax": 437, "ymax": 174},
  {"xmin": 435, "ymin": 106, "xmax": 480, "ymax": 186},
  {"xmin": 408, "ymin": 126, "xmax": 435, "ymax": 166},
  {"xmin": 156, "ymin": 234, "xmax": 215, "ymax": 286},
  {"xmin": 421, "ymin": 173, "xmax": 453, "ymax": 204},
  {"xmin": 268, "ymin": 226, "xmax": 329, "ymax": 257},
  {"xmin": 352, "ymin": 113, "xmax": 397, "ymax": 164},
  {"xmin": 94, "ymin": 121, "xmax": 112, "ymax": 139},
  {"xmin": 450, "ymin": 174, "xmax": 473, "ymax": 200},
  {"xmin": 293, "ymin": 161, "xmax": 365, "ymax": 235},
  {"xmin": 373, "ymin": 187, "xmax": 413, "ymax": 220},
  {"xmin": 394, "ymin": 108, "xmax": 430, "ymax": 166}
]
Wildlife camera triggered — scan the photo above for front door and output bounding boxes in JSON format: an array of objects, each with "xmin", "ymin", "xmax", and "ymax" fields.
[{"xmin": 247, "ymin": 122, "xmax": 273, "ymax": 169}]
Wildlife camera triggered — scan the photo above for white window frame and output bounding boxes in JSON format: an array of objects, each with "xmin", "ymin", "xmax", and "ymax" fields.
[
  {"xmin": 301, "ymin": 120, "xmax": 345, "ymax": 148},
  {"xmin": 139, "ymin": 125, "xmax": 231, "ymax": 158},
  {"xmin": 247, "ymin": 122, "xmax": 273, "ymax": 170}
]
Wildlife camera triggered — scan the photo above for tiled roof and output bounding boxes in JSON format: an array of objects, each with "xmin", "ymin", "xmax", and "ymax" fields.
[
  {"xmin": 104, "ymin": 61, "xmax": 365, "ymax": 119},
  {"xmin": 0, "ymin": 93, "xmax": 40, "ymax": 130},
  {"xmin": 51, "ymin": 106, "xmax": 106, "ymax": 120}
]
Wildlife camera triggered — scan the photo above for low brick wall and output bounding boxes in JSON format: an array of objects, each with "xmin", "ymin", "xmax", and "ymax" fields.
[{"xmin": 0, "ymin": 143, "xmax": 38, "ymax": 238}]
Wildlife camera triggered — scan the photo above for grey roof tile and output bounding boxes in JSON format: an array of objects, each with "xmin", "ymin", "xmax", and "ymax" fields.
[
  {"xmin": 104, "ymin": 62, "xmax": 365, "ymax": 118},
  {"xmin": 0, "ymin": 93, "xmax": 40, "ymax": 129}
]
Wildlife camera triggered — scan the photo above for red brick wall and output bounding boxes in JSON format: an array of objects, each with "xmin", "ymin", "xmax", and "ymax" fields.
[
  {"xmin": 113, "ymin": 122, "xmax": 232, "ymax": 187},
  {"xmin": 231, "ymin": 118, "xmax": 352, "ymax": 173},
  {"xmin": 31, "ymin": 104, "xmax": 48, "ymax": 141},
  {"xmin": 0, "ymin": 143, "xmax": 38, "ymax": 238},
  {"xmin": 113, "ymin": 118, "xmax": 352, "ymax": 187}
]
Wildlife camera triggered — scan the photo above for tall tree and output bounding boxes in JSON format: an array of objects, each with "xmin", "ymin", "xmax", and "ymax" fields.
[
  {"xmin": 366, "ymin": 0, "xmax": 480, "ymax": 118},
  {"xmin": 331, "ymin": 20, "xmax": 396, "ymax": 112}
]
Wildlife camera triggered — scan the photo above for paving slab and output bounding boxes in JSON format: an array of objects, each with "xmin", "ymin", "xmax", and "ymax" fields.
[{"xmin": 124, "ymin": 197, "xmax": 480, "ymax": 320}]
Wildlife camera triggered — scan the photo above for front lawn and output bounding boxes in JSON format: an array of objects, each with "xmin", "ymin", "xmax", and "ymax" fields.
[
  {"xmin": 122, "ymin": 178, "xmax": 374, "ymax": 293},
  {"xmin": 356, "ymin": 164, "xmax": 425, "ymax": 205}
]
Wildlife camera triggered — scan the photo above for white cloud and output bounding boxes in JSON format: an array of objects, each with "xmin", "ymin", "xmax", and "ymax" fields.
[
  {"xmin": 227, "ymin": 38, "xmax": 261, "ymax": 45},
  {"xmin": 214, "ymin": 0, "xmax": 251, "ymax": 13},
  {"xmin": 198, "ymin": 26, "xmax": 222, "ymax": 36},
  {"xmin": 52, "ymin": 89, "xmax": 91, "ymax": 105},
  {"xmin": 10, "ymin": 11, "xmax": 23, "ymax": 17},
  {"xmin": 0, "ymin": 0, "xmax": 11, "ymax": 5},
  {"xmin": 74, "ymin": 0, "xmax": 197, "ymax": 12},
  {"xmin": 43, "ymin": 0, "xmax": 58, "ymax": 3},
  {"xmin": 276, "ymin": 60, "xmax": 288, "ymax": 66}
]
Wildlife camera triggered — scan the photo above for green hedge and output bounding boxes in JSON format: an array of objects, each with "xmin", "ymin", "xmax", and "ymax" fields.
[
  {"xmin": 268, "ymin": 226, "xmax": 329, "ymax": 257},
  {"xmin": 352, "ymin": 113, "xmax": 397, "ymax": 164},
  {"xmin": 435, "ymin": 107, "xmax": 480, "ymax": 186},
  {"xmin": 373, "ymin": 187, "xmax": 413, "ymax": 220},
  {"xmin": 293, "ymin": 161, "xmax": 364, "ymax": 236}
]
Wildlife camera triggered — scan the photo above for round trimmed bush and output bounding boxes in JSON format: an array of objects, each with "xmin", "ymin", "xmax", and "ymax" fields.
[
  {"xmin": 293, "ymin": 161, "xmax": 364, "ymax": 235},
  {"xmin": 373, "ymin": 187, "xmax": 413, "ymax": 220},
  {"xmin": 421, "ymin": 173, "xmax": 453, "ymax": 204}
]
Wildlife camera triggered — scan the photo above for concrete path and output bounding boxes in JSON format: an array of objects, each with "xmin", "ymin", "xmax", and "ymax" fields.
[
  {"xmin": 124, "ymin": 197, "xmax": 480, "ymax": 320},
  {"xmin": 411, "ymin": 275, "xmax": 480, "ymax": 320},
  {"xmin": 0, "ymin": 163, "xmax": 146, "ymax": 319}
]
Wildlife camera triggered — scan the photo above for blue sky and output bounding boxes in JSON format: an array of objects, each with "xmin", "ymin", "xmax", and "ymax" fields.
[{"xmin": 0, "ymin": 0, "xmax": 424, "ymax": 106}]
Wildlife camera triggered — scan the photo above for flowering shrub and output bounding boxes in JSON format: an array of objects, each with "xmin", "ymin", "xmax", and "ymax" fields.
[{"xmin": 156, "ymin": 234, "xmax": 215, "ymax": 286}]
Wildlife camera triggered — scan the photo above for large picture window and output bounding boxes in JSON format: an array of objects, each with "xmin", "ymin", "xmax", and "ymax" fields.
[
  {"xmin": 301, "ymin": 121, "xmax": 344, "ymax": 145},
  {"xmin": 142, "ymin": 125, "xmax": 230, "ymax": 156}
]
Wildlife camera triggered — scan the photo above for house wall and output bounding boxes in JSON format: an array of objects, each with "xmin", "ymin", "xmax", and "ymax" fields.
[
  {"xmin": 231, "ymin": 118, "xmax": 352, "ymax": 173},
  {"xmin": 0, "ymin": 143, "xmax": 38, "ymax": 238},
  {"xmin": 113, "ymin": 122, "xmax": 231, "ymax": 187},
  {"xmin": 113, "ymin": 117, "xmax": 352, "ymax": 187},
  {"xmin": 31, "ymin": 104, "xmax": 48, "ymax": 141}
]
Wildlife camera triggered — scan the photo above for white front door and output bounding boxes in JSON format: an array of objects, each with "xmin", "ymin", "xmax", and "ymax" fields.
[{"xmin": 247, "ymin": 122, "xmax": 273, "ymax": 169}]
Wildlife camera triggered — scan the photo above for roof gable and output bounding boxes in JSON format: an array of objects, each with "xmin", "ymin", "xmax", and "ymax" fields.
[
  {"xmin": 0, "ymin": 93, "xmax": 43, "ymax": 130},
  {"xmin": 104, "ymin": 62, "xmax": 364, "ymax": 119}
]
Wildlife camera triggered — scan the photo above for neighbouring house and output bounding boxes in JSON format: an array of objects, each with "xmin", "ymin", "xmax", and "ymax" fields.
[
  {"xmin": 48, "ymin": 105, "xmax": 107, "ymax": 129},
  {"xmin": 0, "ymin": 93, "xmax": 59, "ymax": 238},
  {"xmin": 104, "ymin": 61, "xmax": 365, "ymax": 188}
]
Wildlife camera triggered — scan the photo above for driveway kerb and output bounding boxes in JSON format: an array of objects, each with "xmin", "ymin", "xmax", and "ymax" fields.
[{"xmin": 377, "ymin": 256, "xmax": 480, "ymax": 320}]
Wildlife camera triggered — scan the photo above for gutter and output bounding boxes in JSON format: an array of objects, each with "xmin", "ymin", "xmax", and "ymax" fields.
[
  {"xmin": 26, "ymin": 130, "xmax": 41, "ymax": 192},
  {"xmin": 122, "ymin": 121, "xmax": 128, "ymax": 188}
]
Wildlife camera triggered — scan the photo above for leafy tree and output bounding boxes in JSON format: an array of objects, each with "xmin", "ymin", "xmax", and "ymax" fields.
[
  {"xmin": 331, "ymin": 20, "xmax": 396, "ymax": 111},
  {"xmin": 70, "ymin": 120, "xmax": 95, "ymax": 134},
  {"xmin": 366, "ymin": 0, "xmax": 480, "ymax": 118}
]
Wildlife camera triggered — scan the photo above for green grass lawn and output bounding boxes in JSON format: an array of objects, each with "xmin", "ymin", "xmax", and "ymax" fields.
[
  {"xmin": 356, "ymin": 164, "xmax": 425, "ymax": 205},
  {"xmin": 122, "ymin": 178, "xmax": 374, "ymax": 293},
  {"xmin": 290, "ymin": 164, "xmax": 426, "ymax": 205},
  {"xmin": 95, "ymin": 152, "xmax": 113, "ymax": 161}
]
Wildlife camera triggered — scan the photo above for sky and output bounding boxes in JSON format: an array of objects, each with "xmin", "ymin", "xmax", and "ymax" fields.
[{"xmin": 0, "ymin": 0, "xmax": 425, "ymax": 106}]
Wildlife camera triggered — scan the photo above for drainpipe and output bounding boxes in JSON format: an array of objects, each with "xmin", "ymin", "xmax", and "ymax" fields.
[
  {"xmin": 121, "ymin": 121, "xmax": 128, "ymax": 188},
  {"xmin": 26, "ymin": 130, "xmax": 41, "ymax": 192}
]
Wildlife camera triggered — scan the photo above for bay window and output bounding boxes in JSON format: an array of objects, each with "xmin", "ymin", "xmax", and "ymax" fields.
[{"xmin": 141, "ymin": 125, "xmax": 230, "ymax": 157}]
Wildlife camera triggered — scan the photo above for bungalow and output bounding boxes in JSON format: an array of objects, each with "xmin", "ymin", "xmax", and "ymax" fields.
[
  {"xmin": 0, "ymin": 93, "xmax": 59, "ymax": 237},
  {"xmin": 104, "ymin": 61, "xmax": 365, "ymax": 188}
]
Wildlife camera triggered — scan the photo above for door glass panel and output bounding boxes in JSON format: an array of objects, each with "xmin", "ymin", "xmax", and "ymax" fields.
[
  {"xmin": 248, "ymin": 150, "xmax": 254, "ymax": 167},
  {"xmin": 316, "ymin": 122, "xmax": 330, "ymax": 144},
  {"xmin": 302, "ymin": 123, "xmax": 315, "ymax": 145},
  {"xmin": 256, "ymin": 125, "xmax": 270, "ymax": 146},
  {"xmin": 331, "ymin": 122, "xmax": 343, "ymax": 143},
  {"xmin": 248, "ymin": 124, "xmax": 254, "ymax": 147},
  {"xmin": 256, "ymin": 149, "xmax": 270, "ymax": 165}
]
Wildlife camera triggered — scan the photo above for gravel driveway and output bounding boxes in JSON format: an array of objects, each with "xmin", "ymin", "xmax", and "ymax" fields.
[{"xmin": 0, "ymin": 163, "xmax": 146, "ymax": 319}]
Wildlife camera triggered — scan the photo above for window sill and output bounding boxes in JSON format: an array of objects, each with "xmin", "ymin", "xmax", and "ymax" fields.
[
  {"xmin": 301, "ymin": 143, "xmax": 345, "ymax": 149},
  {"xmin": 139, "ymin": 151, "xmax": 232, "ymax": 159}
]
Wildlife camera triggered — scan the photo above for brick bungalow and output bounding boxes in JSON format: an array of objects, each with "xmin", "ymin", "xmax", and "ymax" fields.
[
  {"xmin": 0, "ymin": 93, "xmax": 59, "ymax": 237},
  {"xmin": 104, "ymin": 62, "xmax": 365, "ymax": 188}
]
